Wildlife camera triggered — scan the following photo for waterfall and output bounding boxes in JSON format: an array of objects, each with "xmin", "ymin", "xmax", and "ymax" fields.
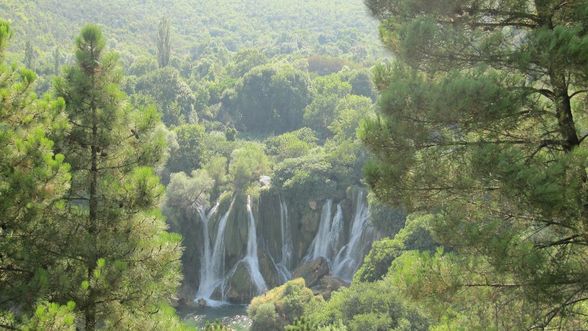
[
  {"xmin": 195, "ymin": 199, "xmax": 234, "ymax": 306},
  {"xmin": 244, "ymin": 195, "xmax": 268, "ymax": 293},
  {"xmin": 275, "ymin": 197, "xmax": 293, "ymax": 282},
  {"xmin": 332, "ymin": 191, "xmax": 370, "ymax": 280},
  {"xmin": 306, "ymin": 199, "xmax": 333, "ymax": 261},
  {"xmin": 305, "ymin": 200, "xmax": 345, "ymax": 264},
  {"xmin": 327, "ymin": 204, "xmax": 344, "ymax": 258}
]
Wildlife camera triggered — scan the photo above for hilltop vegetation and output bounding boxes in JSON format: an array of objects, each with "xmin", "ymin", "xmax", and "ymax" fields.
[{"xmin": 1, "ymin": 0, "xmax": 382, "ymax": 66}]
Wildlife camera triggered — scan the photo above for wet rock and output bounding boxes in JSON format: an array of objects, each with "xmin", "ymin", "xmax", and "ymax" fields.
[
  {"xmin": 300, "ymin": 209, "xmax": 320, "ymax": 252},
  {"xmin": 314, "ymin": 275, "xmax": 349, "ymax": 300},
  {"xmin": 196, "ymin": 298, "xmax": 208, "ymax": 308},
  {"xmin": 258, "ymin": 250, "xmax": 282, "ymax": 289},
  {"xmin": 292, "ymin": 257, "xmax": 330, "ymax": 288},
  {"xmin": 177, "ymin": 275, "xmax": 197, "ymax": 306},
  {"xmin": 259, "ymin": 175, "xmax": 271, "ymax": 187},
  {"xmin": 225, "ymin": 261, "xmax": 256, "ymax": 303}
]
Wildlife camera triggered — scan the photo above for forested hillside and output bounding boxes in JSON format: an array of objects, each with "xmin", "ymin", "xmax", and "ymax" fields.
[
  {"xmin": 1, "ymin": 1, "xmax": 587, "ymax": 330},
  {"xmin": 1, "ymin": 0, "xmax": 382, "ymax": 63}
]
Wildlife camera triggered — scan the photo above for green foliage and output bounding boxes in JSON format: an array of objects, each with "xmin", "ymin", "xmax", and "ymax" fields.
[
  {"xmin": 164, "ymin": 170, "xmax": 215, "ymax": 212},
  {"xmin": 23, "ymin": 40, "xmax": 36, "ymax": 70},
  {"xmin": 328, "ymin": 95, "xmax": 373, "ymax": 142},
  {"xmin": 204, "ymin": 321, "xmax": 231, "ymax": 331},
  {"xmin": 157, "ymin": 17, "xmax": 171, "ymax": 68},
  {"xmin": 341, "ymin": 69, "xmax": 375, "ymax": 100},
  {"xmin": 248, "ymin": 278, "xmax": 322, "ymax": 331},
  {"xmin": 21, "ymin": 301, "xmax": 76, "ymax": 331},
  {"xmin": 109, "ymin": 303, "xmax": 194, "ymax": 330},
  {"xmin": 303, "ymin": 75, "xmax": 352, "ymax": 139},
  {"xmin": 355, "ymin": 214, "xmax": 439, "ymax": 283},
  {"xmin": 307, "ymin": 55, "xmax": 346, "ymax": 75},
  {"xmin": 1, "ymin": 0, "xmax": 381, "ymax": 64},
  {"xmin": 166, "ymin": 123, "xmax": 206, "ymax": 176},
  {"xmin": 135, "ymin": 67, "xmax": 197, "ymax": 126},
  {"xmin": 367, "ymin": 196, "xmax": 405, "ymax": 236},
  {"xmin": 0, "ymin": 19, "xmax": 10, "ymax": 58},
  {"xmin": 228, "ymin": 48, "xmax": 268, "ymax": 78},
  {"xmin": 229, "ymin": 142, "xmax": 271, "ymax": 191},
  {"xmin": 203, "ymin": 156, "xmax": 229, "ymax": 195},
  {"xmin": 226, "ymin": 64, "xmax": 311, "ymax": 134},
  {"xmin": 1, "ymin": 1, "xmax": 385, "ymax": 327},
  {"xmin": 0, "ymin": 19, "xmax": 71, "ymax": 320},
  {"xmin": 286, "ymin": 318, "xmax": 347, "ymax": 331},
  {"xmin": 362, "ymin": 0, "xmax": 588, "ymax": 328},
  {"xmin": 265, "ymin": 128, "xmax": 318, "ymax": 162},
  {"xmin": 250, "ymin": 303, "xmax": 281, "ymax": 331},
  {"xmin": 273, "ymin": 150, "xmax": 338, "ymax": 200},
  {"xmin": 307, "ymin": 279, "xmax": 429, "ymax": 331},
  {"xmin": 52, "ymin": 25, "xmax": 181, "ymax": 329}
]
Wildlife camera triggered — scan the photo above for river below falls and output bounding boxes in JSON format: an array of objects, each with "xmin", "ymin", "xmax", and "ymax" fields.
[{"xmin": 178, "ymin": 304, "xmax": 251, "ymax": 330}]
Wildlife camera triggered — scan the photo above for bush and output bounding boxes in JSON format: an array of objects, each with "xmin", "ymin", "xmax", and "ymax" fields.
[
  {"xmin": 355, "ymin": 213, "xmax": 440, "ymax": 282},
  {"xmin": 229, "ymin": 142, "xmax": 271, "ymax": 191},
  {"xmin": 248, "ymin": 278, "xmax": 322, "ymax": 331},
  {"xmin": 307, "ymin": 280, "xmax": 429, "ymax": 331},
  {"xmin": 225, "ymin": 64, "xmax": 310, "ymax": 134},
  {"xmin": 250, "ymin": 303, "xmax": 281, "ymax": 331},
  {"xmin": 265, "ymin": 128, "xmax": 318, "ymax": 161}
]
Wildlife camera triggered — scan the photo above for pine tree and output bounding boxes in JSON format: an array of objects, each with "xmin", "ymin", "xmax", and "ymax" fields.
[
  {"xmin": 52, "ymin": 46, "xmax": 61, "ymax": 75},
  {"xmin": 23, "ymin": 40, "xmax": 36, "ymax": 70},
  {"xmin": 0, "ymin": 19, "xmax": 70, "ymax": 327},
  {"xmin": 54, "ymin": 25, "xmax": 181, "ymax": 330},
  {"xmin": 362, "ymin": 0, "xmax": 588, "ymax": 328},
  {"xmin": 156, "ymin": 17, "xmax": 171, "ymax": 68}
]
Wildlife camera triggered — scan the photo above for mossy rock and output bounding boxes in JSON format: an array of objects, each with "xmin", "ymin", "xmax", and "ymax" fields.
[
  {"xmin": 225, "ymin": 261, "xmax": 256, "ymax": 303},
  {"xmin": 291, "ymin": 257, "xmax": 330, "ymax": 288}
]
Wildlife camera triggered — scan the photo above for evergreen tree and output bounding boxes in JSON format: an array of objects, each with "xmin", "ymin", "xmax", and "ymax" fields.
[
  {"xmin": 54, "ymin": 25, "xmax": 181, "ymax": 330},
  {"xmin": 157, "ymin": 17, "xmax": 171, "ymax": 68},
  {"xmin": 362, "ymin": 0, "xmax": 588, "ymax": 328},
  {"xmin": 0, "ymin": 19, "xmax": 71, "ymax": 327},
  {"xmin": 23, "ymin": 40, "xmax": 36, "ymax": 70},
  {"xmin": 52, "ymin": 46, "xmax": 61, "ymax": 75}
]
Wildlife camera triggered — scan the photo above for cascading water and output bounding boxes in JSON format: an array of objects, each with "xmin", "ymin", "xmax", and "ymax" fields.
[
  {"xmin": 305, "ymin": 200, "xmax": 345, "ymax": 264},
  {"xmin": 244, "ymin": 195, "xmax": 268, "ymax": 293},
  {"xmin": 194, "ymin": 190, "xmax": 376, "ymax": 305},
  {"xmin": 332, "ymin": 191, "xmax": 371, "ymax": 280},
  {"xmin": 195, "ymin": 199, "xmax": 234, "ymax": 306},
  {"xmin": 275, "ymin": 197, "xmax": 293, "ymax": 282},
  {"xmin": 306, "ymin": 199, "xmax": 333, "ymax": 261},
  {"xmin": 327, "ymin": 204, "xmax": 344, "ymax": 258}
]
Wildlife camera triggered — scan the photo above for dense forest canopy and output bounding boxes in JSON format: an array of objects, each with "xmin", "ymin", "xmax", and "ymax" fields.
[
  {"xmin": 1, "ymin": 0, "xmax": 382, "ymax": 62},
  {"xmin": 1, "ymin": 0, "xmax": 587, "ymax": 330}
]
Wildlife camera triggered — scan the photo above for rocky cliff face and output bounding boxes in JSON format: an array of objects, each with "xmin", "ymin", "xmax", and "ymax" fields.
[{"xmin": 171, "ymin": 183, "xmax": 381, "ymax": 305}]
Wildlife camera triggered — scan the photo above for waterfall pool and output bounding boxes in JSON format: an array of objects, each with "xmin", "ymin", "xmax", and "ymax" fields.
[{"xmin": 178, "ymin": 304, "xmax": 251, "ymax": 330}]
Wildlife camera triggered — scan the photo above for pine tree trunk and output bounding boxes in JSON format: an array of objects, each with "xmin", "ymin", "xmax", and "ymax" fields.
[
  {"xmin": 85, "ymin": 59, "xmax": 99, "ymax": 330},
  {"xmin": 550, "ymin": 71, "xmax": 579, "ymax": 152},
  {"xmin": 85, "ymin": 127, "xmax": 98, "ymax": 331}
]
